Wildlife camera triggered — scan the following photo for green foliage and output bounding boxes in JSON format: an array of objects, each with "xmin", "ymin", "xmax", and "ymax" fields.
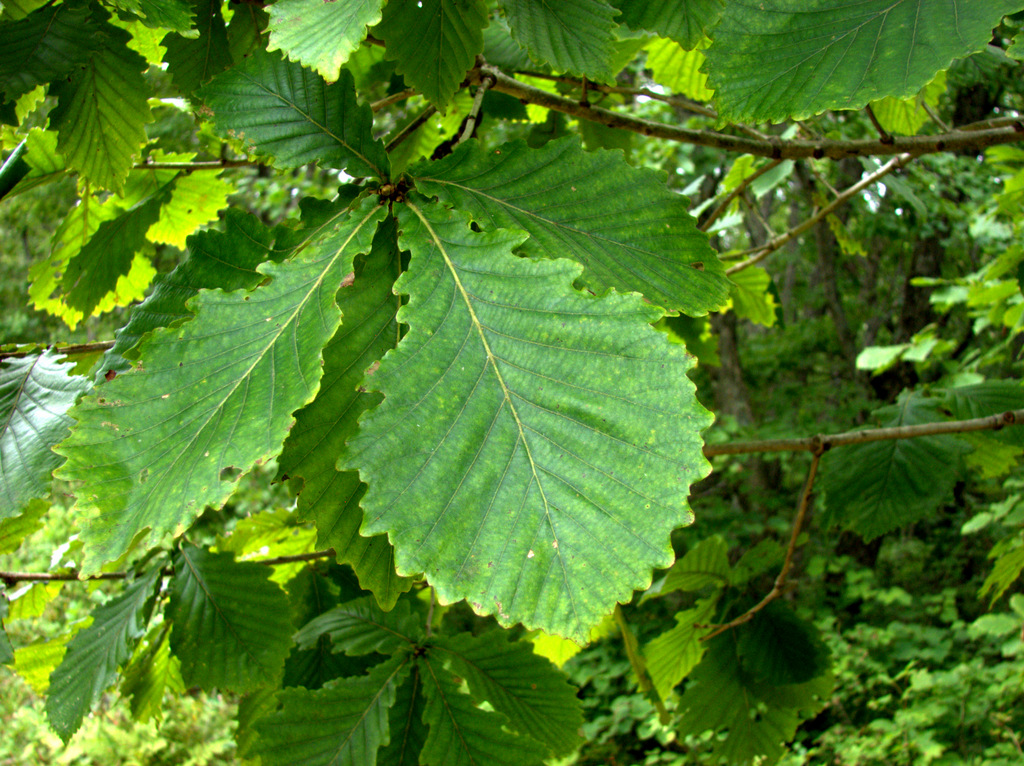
[{"xmin": 2, "ymin": 2, "xmax": 1024, "ymax": 765}]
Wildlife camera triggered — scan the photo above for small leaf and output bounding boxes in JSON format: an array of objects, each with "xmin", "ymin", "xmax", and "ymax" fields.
[
  {"xmin": 0, "ymin": 351, "xmax": 91, "ymax": 519},
  {"xmin": 107, "ymin": 0, "xmax": 194, "ymax": 32},
  {"xmin": 870, "ymin": 71, "xmax": 947, "ymax": 136},
  {"xmin": 376, "ymin": 0, "xmax": 488, "ymax": 112},
  {"xmin": 119, "ymin": 626, "xmax": 185, "ymax": 723},
  {"xmin": 295, "ymin": 596, "xmax": 422, "ymax": 656},
  {"xmin": 644, "ymin": 597, "xmax": 717, "ymax": 699},
  {"xmin": 736, "ymin": 602, "xmax": 830, "ymax": 686},
  {"xmin": 198, "ymin": 47, "xmax": 390, "ymax": 179},
  {"xmin": 255, "ymin": 653, "xmax": 412, "ymax": 766},
  {"xmin": 56, "ymin": 201, "xmax": 385, "ymax": 571},
  {"xmin": 433, "ymin": 631, "xmax": 583, "ymax": 756},
  {"xmin": 46, "ymin": 569, "xmax": 160, "ymax": 742},
  {"xmin": 145, "ymin": 169, "xmax": 234, "ymax": 248},
  {"xmin": 821, "ymin": 392, "xmax": 974, "ymax": 539},
  {"xmin": 660, "ymin": 535, "xmax": 730, "ymax": 594},
  {"xmin": 52, "ymin": 20, "xmax": 154, "ymax": 193},
  {"xmin": 0, "ymin": 499, "xmax": 48, "ymax": 554},
  {"xmin": 168, "ymin": 544, "xmax": 293, "ymax": 692},
  {"xmin": 269, "ymin": 0, "xmax": 383, "ymax": 81},
  {"xmin": 161, "ymin": 0, "xmax": 232, "ymax": 93},
  {"xmin": 645, "ymin": 38, "xmax": 712, "ymax": 100},
  {"xmin": 0, "ymin": 596, "xmax": 13, "ymax": 665},
  {"xmin": 614, "ymin": 0, "xmax": 722, "ymax": 49},
  {"xmin": 342, "ymin": 202, "xmax": 712, "ymax": 641},
  {"xmin": 413, "ymin": 137, "xmax": 728, "ymax": 315},
  {"xmin": 503, "ymin": 0, "xmax": 618, "ymax": 82},
  {"xmin": 730, "ymin": 266, "xmax": 778, "ymax": 327},
  {"xmin": 419, "ymin": 657, "xmax": 549, "ymax": 766}
]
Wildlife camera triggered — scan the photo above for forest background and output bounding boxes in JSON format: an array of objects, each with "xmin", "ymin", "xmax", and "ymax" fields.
[{"xmin": 1, "ymin": 1, "xmax": 1024, "ymax": 764}]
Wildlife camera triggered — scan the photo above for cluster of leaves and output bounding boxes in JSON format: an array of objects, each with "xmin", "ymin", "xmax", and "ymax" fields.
[{"xmin": 2, "ymin": 0, "xmax": 1024, "ymax": 764}]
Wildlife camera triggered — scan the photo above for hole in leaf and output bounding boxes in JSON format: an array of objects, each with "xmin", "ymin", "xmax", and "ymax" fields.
[{"xmin": 220, "ymin": 466, "xmax": 243, "ymax": 483}]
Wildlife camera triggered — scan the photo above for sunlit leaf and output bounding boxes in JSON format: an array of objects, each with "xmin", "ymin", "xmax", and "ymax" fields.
[{"xmin": 269, "ymin": 0, "xmax": 383, "ymax": 81}]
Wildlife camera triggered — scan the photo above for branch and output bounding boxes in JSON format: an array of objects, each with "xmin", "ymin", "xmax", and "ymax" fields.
[
  {"xmin": 134, "ymin": 159, "xmax": 258, "ymax": 171},
  {"xmin": 614, "ymin": 604, "xmax": 671, "ymax": 724},
  {"xmin": 703, "ymin": 408, "xmax": 1024, "ymax": 457},
  {"xmin": 725, "ymin": 153, "xmax": 909, "ymax": 274},
  {"xmin": 469, "ymin": 66, "xmax": 1024, "ymax": 160},
  {"xmin": 0, "ymin": 340, "xmax": 115, "ymax": 362},
  {"xmin": 701, "ymin": 451, "xmax": 822, "ymax": 641},
  {"xmin": 0, "ymin": 548, "xmax": 337, "ymax": 587},
  {"xmin": 456, "ymin": 72, "xmax": 495, "ymax": 146}
]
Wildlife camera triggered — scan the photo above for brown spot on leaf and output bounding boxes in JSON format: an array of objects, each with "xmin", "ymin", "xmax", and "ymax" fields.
[
  {"xmin": 365, "ymin": 360, "xmax": 380, "ymax": 376},
  {"xmin": 341, "ymin": 271, "xmax": 356, "ymax": 288}
]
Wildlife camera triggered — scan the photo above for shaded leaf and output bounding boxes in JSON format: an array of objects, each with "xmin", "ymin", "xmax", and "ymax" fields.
[
  {"xmin": 737, "ymin": 602, "xmax": 830, "ymax": 686},
  {"xmin": 342, "ymin": 202, "xmax": 712, "ymax": 641},
  {"xmin": 0, "ymin": 595, "xmax": 12, "ymax": 665},
  {"xmin": 162, "ymin": 0, "xmax": 232, "ymax": 93},
  {"xmin": 0, "ymin": 351, "xmax": 91, "ymax": 519},
  {"xmin": 52, "ymin": 20, "xmax": 153, "ymax": 193},
  {"xmin": 730, "ymin": 266, "xmax": 778, "ymax": 327},
  {"xmin": 376, "ymin": 0, "xmax": 488, "ymax": 112},
  {"xmin": 678, "ymin": 638, "xmax": 832, "ymax": 765},
  {"xmin": 296, "ymin": 596, "xmax": 422, "ymax": 656},
  {"xmin": 613, "ymin": 0, "xmax": 723, "ymax": 50},
  {"xmin": 378, "ymin": 666, "xmax": 428, "ymax": 766},
  {"xmin": 413, "ymin": 137, "xmax": 728, "ymax": 315},
  {"xmin": 434, "ymin": 630, "xmax": 583, "ymax": 756},
  {"xmin": 502, "ymin": 0, "xmax": 618, "ymax": 82},
  {"xmin": 0, "ymin": 2, "xmax": 100, "ymax": 102},
  {"xmin": 644, "ymin": 596, "xmax": 716, "ymax": 699},
  {"xmin": 168, "ymin": 544, "xmax": 293, "ymax": 692},
  {"xmin": 705, "ymin": 0, "xmax": 1024, "ymax": 123},
  {"xmin": 981, "ymin": 534, "xmax": 1024, "ymax": 605},
  {"xmin": 46, "ymin": 569, "xmax": 160, "ymax": 741},
  {"xmin": 269, "ymin": 0, "xmax": 383, "ymax": 81},
  {"xmin": 55, "ymin": 201, "xmax": 385, "ymax": 571},
  {"xmin": 278, "ymin": 216, "xmax": 412, "ymax": 608},
  {"xmin": 660, "ymin": 535, "xmax": 730, "ymax": 594},
  {"xmin": 107, "ymin": 0, "xmax": 194, "ymax": 32},
  {"xmin": 198, "ymin": 47, "xmax": 390, "ymax": 179},
  {"xmin": 255, "ymin": 653, "xmax": 412, "ymax": 766},
  {"xmin": 119, "ymin": 625, "xmax": 185, "ymax": 723},
  {"xmin": 419, "ymin": 657, "xmax": 548, "ymax": 766},
  {"xmin": 820, "ymin": 392, "xmax": 974, "ymax": 539}
]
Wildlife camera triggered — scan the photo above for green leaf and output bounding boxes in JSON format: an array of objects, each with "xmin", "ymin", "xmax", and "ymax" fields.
[
  {"xmin": 161, "ymin": 0, "xmax": 232, "ymax": 93},
  {"xmin": 296, "ymin": 596, "xmax": 422, "ymax": 656},
  {"xmin": 13, "ymin": 635, "xmax": 70, "ymax": 694},
  {"xmin": 168, "ymin": 544, "xmax": 293, "ymax": 692},
  {"xmin": 870, "ymin": 71, "xmax": 947, "ymax": 136},
  {"xmin": 45, "ymin": 569, "xmax": 160, "ymax": 742},
  {"xmin": 0, "ymin": 351, "xmax": 91, "ymax": 519},
  {"xmin": 146, "ymin": 170, "xmax": 234, "ymax": 248},
  {"xmin": 730, "ymin": 538, "xmax": 785, "ymax": 586},
  {"xmin": 412, "ymin": 137, "xmax": 728, "ymax": 315},
  {"xmin": 419, "ymin": 657, "xmax": 549, "ymax": 766},
  {"xmin": 342, "ymin": 201, "xmax": 712, "ymax": 641},
  {"xmin": 820, "ymin": 393, "xmax": 974, "ymax": 540},
  {"xmin": 737, "ymin": 602, "xmax": 830, "ymax": 686},
  {"xmin": 198, "ymin": 48, "xmax": 390, "ymax": 179},
  {"xmin": 61, "ymin": 185, "xmax": 170, "ymax": 315},
  {"xmin": 502, "ymin": 0, "xmax": 618, "ymax": 82},
  {"xmin": 107, "ymin": 0, "xmax": 194, "ymax": 32},
  {"xmin": 376, "ymin": 0, "xmax": 488, "ymax": 112},
  {"xmin": 613, "ymin": 0, "xmax": 723, "ymax": 50},
  {"xmin": 939, "ymin": 381, "xmax": 1024, "ymax": 446},
  {"xmin": 119, "ymin": 625, "xmax": 185, "ymax": 723},
  {"xmin": 378, "ymin": 667, "xmax": 428, "ymax": 766},
  {"xmin": 677, "ymin": 638, "xmax": 832, "ymax": 765},
  {"xmin": 98, "ymin": 207, "xmax": 279, "ymax": 378},
  {"xmin": 52, "ymin": 20, "xmax": 154, "ymax": 193},
  {"xmin": 645, "ymin": 38, "xmax": 713, "ymax": 100},
  {"xmin": 268, "ymin": 0, "xmax": 382, "ymax": 81},
  {"xmin": 660, "ymin": 535, "xmax": 731, "ymax": 594},
  {"xmin": 55, "ymin": 200, "xmax": 386, "ymax": 571},
  {"xmin": 433, "ymin": 630, "xmax": 583, "ymax": 756},
  {"xmin": 730, "ymin": 266, "xmax": 779, "ymax": 327},
  {"xmin": 0, "ymin": 499, "xmax": 48, "ymax": 554},
  {"xmin": 0, "ymin": 2, "xmax": 100, "ymax": 102},
  {"xmin": 705, "ymin": 0, "xmax": 1024, "ymax": 123},
  {"xmin": 644, "ymin": 597, "xmax": 716, "ymax": 699},
  {"xmin": 279, "ymin": 216, "xmax": 412, "ymax": 608},
  {"xmin": 254, "ymin": 653, "xmax": 412, "ymax": 766},
  {"xmin": 0, "ymin": 595, "xmax": 13, "ymax": 665},
  {"xmin": 981, "ymin": 534, "xmax": 1024, "ymax": 605}
]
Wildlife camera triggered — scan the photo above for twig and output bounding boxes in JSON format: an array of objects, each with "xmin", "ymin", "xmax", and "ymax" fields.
[
  {"xmin": 385, "ymin": 104, "xmax": 438, "ymax": 153},
  {"xmin": 457, "ymin": 75, "xmax": 494, "ymax": 146},
  {"xmin": 614, "ymin": 604, "xmax": 671, "ymax": 724},
  {"xmin": 133, "ymin": 160, "xmax": 257, "ymax": 171},
  {"xmin": 922, "ymin": 101, "xmax": 951, "ymax": 133},
  {"xmin": 725, "ymin": 153, "xmax": 909, "ymax": 274},
  {"xmin": 0, "ymin": 548, "xmax": 337, "ymax": 587},
  {"xmin": 703, "ymin": 408, "xmax": 1024, "ymax": 457},
  {"xmin": 0, "ymin": 340, "xmax": 115, "ymax": 362},
  {"xmin": 864, "ymin": 104, "xmax": 893, "ymax": 144},
  {"xmin": 701, "ymin": 450, "xmax": 822, "ymax": 641},
  {"xmin": 426, "ymin": 586, "xmax": 435, "ymax": 637},
  {"xmin": 371, "ymin": 88, "xmax": 417, "ymax": 113},
  {"xmin": 700, "ymin": 159, "xmax": 783, "ymax": 232},
  {"xmin": 467, "ymin": 66, "xmax": 1024, "ymax": 160}
]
